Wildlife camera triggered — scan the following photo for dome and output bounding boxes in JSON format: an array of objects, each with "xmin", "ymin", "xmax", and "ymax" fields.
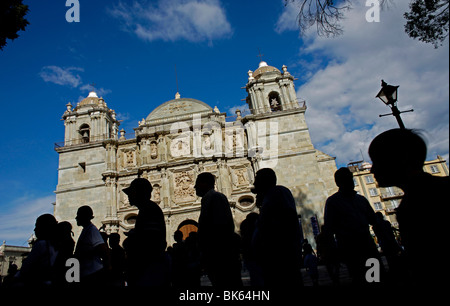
[
  {"xmin": 146, "ymin": 98, "xmax": 213, "ymax": 121},
  {"xmin": 252, "ymin": 61, "xmax": 281, "ymax": 80},
  {"xmin": 78, "ymin": 91, "xmax": 101, "ymax": 106}
]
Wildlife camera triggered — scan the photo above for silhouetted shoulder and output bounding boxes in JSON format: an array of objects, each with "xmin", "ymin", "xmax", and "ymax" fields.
[
  {"xmin": 325, "ymin": 191, "xmax": 340, "ymax": 202},
  {"xmin": 429, "ymin": 174, "xmax": 449, "ymax": 187}
]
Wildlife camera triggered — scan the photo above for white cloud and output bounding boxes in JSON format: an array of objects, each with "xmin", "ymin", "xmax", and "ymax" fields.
[
  {"xmin": 284, "ymin": 1, "xmax": 449, "ymax": 166},
  {"xmin": 79, "ymin": 83, "xmax": 112, "ymax": 97},
  {"xmin": 39, "ymin": 66, "xmax": 112, "ymax": 101},
  {"xmin": 116, "ymin": 112, "xmax": 131, "ymax": 121},
  {"xmin": 109, "ymin": 0, "xmax": 232, "ymax": 44},
  {"xmin": 228, "ymin": 103, "xmax": 250, "ymax": 117},
  {"xmin": 0, "ymin": 195, "xmax": 55, "ymax": 246},
  {"xmin": 275, "ymin": 0, "xmax": 300, "ymax": 33},
  {"xmin": 39, "ymin": 66, "xmax": 84, "ymax": 87}
]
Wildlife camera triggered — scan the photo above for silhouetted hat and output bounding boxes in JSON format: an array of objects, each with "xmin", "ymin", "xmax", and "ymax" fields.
[{"xmin": 123, "ymin": 178, "xmax": 152, "ymax": 195}]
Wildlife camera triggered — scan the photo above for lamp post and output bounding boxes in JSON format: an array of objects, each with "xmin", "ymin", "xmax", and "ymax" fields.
[{"xmin": 376, "ymin": 80, "xmax": 413, "ymax": 129}]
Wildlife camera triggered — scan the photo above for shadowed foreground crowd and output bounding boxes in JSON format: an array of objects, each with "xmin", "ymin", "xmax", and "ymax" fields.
[{"xmin": 1, "ymin": 129, "xmax": 448, "ymax": 288}]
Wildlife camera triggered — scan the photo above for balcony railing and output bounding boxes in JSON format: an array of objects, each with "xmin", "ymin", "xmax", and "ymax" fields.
[
  {"xmin": 385, "ymin": 207, "xmax": 397, "ymax": 214},
  {"xmin": 380, "ymin": 191, "xmax": 404, "ymax": 200},
  {"xmin": 54, "ymin": 134, "xmax": 114, "ymax": 149}
]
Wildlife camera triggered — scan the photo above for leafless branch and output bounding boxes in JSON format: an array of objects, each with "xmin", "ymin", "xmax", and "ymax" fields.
[{"xmin": 285, "ymin": 0, "xmax": 352, "ymax": 37}]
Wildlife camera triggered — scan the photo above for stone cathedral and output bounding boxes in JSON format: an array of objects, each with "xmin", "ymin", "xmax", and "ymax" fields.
[{"xmin": 54, "ymin": 61, "xmax": 338, "ymax": 246}]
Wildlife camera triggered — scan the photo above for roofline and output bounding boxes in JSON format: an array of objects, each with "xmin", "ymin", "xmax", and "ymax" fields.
[{"xmin": 146, "ymin": 97, "xmax": 213, "ymax": 121}]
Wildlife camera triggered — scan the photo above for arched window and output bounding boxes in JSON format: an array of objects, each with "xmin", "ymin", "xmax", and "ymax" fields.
[
  {"xmin": 268, "ymin": 92, "xmax": 282, "ymax": 112},
  {"xmin": 79, "ymin": 124, "xmax": 90, "ymax": 143},
  {"xmin": 177, "ymin": 219, "xmax": 199, "ymax": 240}
]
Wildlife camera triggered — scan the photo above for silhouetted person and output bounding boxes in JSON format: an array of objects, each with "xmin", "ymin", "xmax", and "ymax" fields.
[
  {"xmin": 74, "ymin": 206, "xmax": 110, "ymax": 285},
  {"xmin": 15, "ymin": 214, "xmax": 58, "ymax": 286},
  {"xmin": 171, "ymin": 230, "xmax": 188, "ymax": 287},
  {"xmin": 373, "ymin": 212, "xmax": 403, "ymax": 282},
  {"xmin": 324, "ymin": 167, "xmax": 380, "ymax": 285},
  {"xmin": 122, "ymin": 178, "xmax": 169, "ymax": 286},
  {"xmin": 108, "ymin": 233, "xmax": 126, "ymax": 286},
  {"xmin": 184, "ymin": 231, "xmax": 202, "ymax": 287},
  {"xmin": 303, "ymin": 243, "xmax": 319, "ymax": 286},
  {"xmin": 53, "ymin": 221, "xmax": 75, "ymax": 286},
  {"xmin": 316, "ymin": 225, "xmax": 340, "ymax": 285},
  {"xmin": 251, "ymin": 168, "xmax": 303, "ymax": 287},
  {"xmin": 369, "ymin": 128, "xmax": 449, "ymax": 284},
  {"xmin": 195, "ymin": 172, "xmax": 242, "ymax": 287},
  {"xmin": 2, "ymin": 263, "xmax": 18, "ymax": 287},
  {"xmin": 240, "ymin": 212, "xmax": 264, "ymax": 286},
  {"xmin": 100, "ymin": 231, "xmax": 109, "ymax": 244}
]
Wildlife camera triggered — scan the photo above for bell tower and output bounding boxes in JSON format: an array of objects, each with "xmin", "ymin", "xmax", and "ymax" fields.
[
  {"xmin": 62, "ymin": 91, "xmax": 119, "ymax": 145},
  {"xmin": 245, "ymin": 61, "xmax": 300, "ymax": 115},
  {"xmin": 244, "ymin": 61, "xmax": 338, "ymax": 245},
  {"xmin": 55, "ymin": 91, "xmax": 121, "ymax": 238}
]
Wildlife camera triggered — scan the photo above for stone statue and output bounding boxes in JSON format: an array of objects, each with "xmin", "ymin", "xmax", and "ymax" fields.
[{"xmin": 150, "ymin": 141, "xmax": 158, "ymax": 159}]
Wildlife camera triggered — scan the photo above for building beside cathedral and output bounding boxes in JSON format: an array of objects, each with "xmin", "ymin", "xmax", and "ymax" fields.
[
  {"xmin": 348, "ymin": 155, "xmax": 449, "ymax": 229},
  {"xmin": 54, "ymin": 61, "xmax": 338, "ymax": 246}
]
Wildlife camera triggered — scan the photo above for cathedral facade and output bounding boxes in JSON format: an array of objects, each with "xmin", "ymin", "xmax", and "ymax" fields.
[{"xmin": 54, "ymin": 61, "xmax": 338, "ymax": 246}]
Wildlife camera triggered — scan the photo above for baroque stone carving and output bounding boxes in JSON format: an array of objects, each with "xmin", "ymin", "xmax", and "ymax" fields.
[
  {"xmin": 150, "ymin": 141, "xmax": 158, "ymax": 159},
  {"xmin": 152, "ymin": 184, "xmax": 161, "ymax": 202},
  {"xmin": 173, "ymin": 171, "xmax": 196, "ymax": 203},
  {"xmin": 120, "ymin": 189, "xmax": 130, "ymax": 208},
  {"xmin": 126, "ymin": 151, "xmax": 134, "ymax": 166},
  {"xmin": 236, "ymin": 169, "xmax": 248, "ymax": 185},
  {"xmin": 202, "ymin": 133, "xmax": 214, "ymax": 155},
  {"xmin": 170, "ymin": 136, "xmax": 190, "ymax": 158},
  {"xmin": 233, "ymin": 168, "xmax": 249, "ymax": 186}
]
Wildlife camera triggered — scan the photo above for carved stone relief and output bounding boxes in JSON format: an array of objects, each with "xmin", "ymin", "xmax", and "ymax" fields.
[
  {"xmin": 202, "ymin": 133, "xmax": 214, "ymax": 155},
  {"xmin": 126, "ymin": 151, "xmax": 134, "ymax": 166},
  {"xmin": 119, "ymin": 148, "xmax": 136, "ymax": 169},
  {"xmin": 120, "ymin": 186, "xmax": 130, "ymax": 208},
  {"xmin": 150, "ymin": 141, "xmax": 158, "ymax": 159},
  {"xmin": 152, "ymin": 184, "xmax": 161, "ymax": 202},
  {"xmin": 230, "ymin": 166, "xmax": 250, "ymax": 190},
  {"xmin": 235, "ymin": 168, "xmax": 248, "ymax": 185},
  {"xmin": 172, "ymin": 170, "xmax": 196, "ymax": 203},
  {"xmin": 169, "ymin": 134, "xmax": 191, "ymax": 158},
  {"xmin": 225, "ymin": 129, "xmax": 245, "ymax": 156}
]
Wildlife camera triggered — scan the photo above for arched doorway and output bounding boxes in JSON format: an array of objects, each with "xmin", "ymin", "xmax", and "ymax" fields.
[{"xmin": 177, "ymin": 219, "xmax": 199, "ymax": 240}]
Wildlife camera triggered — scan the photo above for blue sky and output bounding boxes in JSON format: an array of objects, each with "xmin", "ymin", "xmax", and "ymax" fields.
[{"xmin": 1, "ymin": 0, "xmax": 448, "ymax": 245}]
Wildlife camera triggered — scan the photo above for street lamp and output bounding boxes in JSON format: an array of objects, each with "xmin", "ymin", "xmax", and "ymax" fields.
[{"xmin": 376, "ymin": 80, "xmax": 413, "ymax": 129}]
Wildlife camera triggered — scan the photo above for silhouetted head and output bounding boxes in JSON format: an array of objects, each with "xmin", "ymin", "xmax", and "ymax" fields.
[
  {"xmin": 251, "ymin": 168, "xmax": 277, "ymax": 195},
  {"xmin": 123, "ymin": 178, "xmax": 153, "ymax": 207},
  {"xmin": 76, "ymin": 205, "xmax": 94, "ymax": 227},
  {"xmin": 375, "ymin": 211, "xmax": 384, "ymax": 220},
  {"xmin": 303, "ymin": 243, "xmax": 314, "ymax": 254},
  {"xmin": 109, "ymin": 233, "xmax": 121, "ymax": 247},
  {"xmin": 174, "ymin": 230, "xmax": 183, "ymax": 243},
  {"xmin": 334, "ymin": 167, "xmax": 354, "ymax": 192},
  {"xmin": 194, "ymin": 172, "xmax": 215, "ymax": 197},
  {"xmin": 56, "ymin": 221, "xmax": 73, "ymax": 238},
  {"xmin": 100, "ymin": 232, "xmax": 109, "ymax": 243},
  {"xmin": 240, "ymin": 212, "xmax": 259, "ymax": 234},
  {"xmin": 7, "ymin": 263, "xmax": 18, "ymax": 275},
  {"xmin": 34, "ymin": 214, "xmax": 58, "ymax": 240},
  {"xmin": 369, "ymin": 129, "xmax": 427, "ymax": 188}
]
